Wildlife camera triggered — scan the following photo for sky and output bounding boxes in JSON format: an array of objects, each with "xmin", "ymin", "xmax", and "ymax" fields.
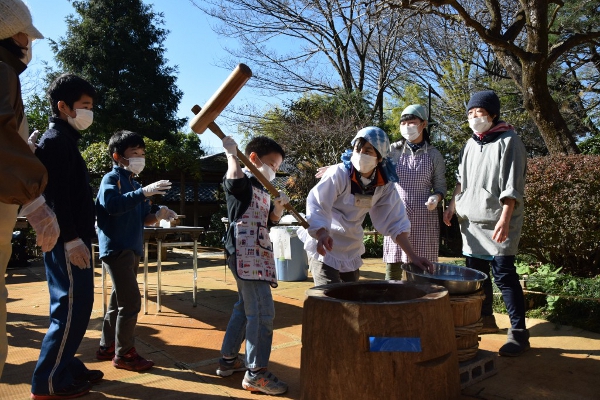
[{"xmin": 23, "ymin": 0, "xmax": 275, "ymax": 154}]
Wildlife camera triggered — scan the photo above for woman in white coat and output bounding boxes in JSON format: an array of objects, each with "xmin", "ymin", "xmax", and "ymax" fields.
[{"xmin": 300, "ymin": 126, "xmax": 432, "ymax": 287}]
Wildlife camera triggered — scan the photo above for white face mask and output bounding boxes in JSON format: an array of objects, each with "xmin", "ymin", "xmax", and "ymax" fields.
[
  {"xmin": 400, "ymin": 124, "xmax": 421, "ymax": 142},
  {"xmin": 67, "ymin": 108, "xmax": 94, "ymax": 131},
  {"xmin": 351, "ymin": 152, "xmax": 378, "ymax": 174},
  {"xmin": 469, "ymin": 116, "xmax": 493, "ymax": 133},
  {"xmin": 124, "ymin": 157, "xmax": 145, "ymax": 175},
  {"xmin": 257, "ymin": 159, "xmax": 276, "ymax": 182}
]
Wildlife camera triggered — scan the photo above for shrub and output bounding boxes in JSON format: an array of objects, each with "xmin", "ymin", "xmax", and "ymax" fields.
[
  {"xmin": 492, "ymin": 263, "xmax": 600, "ymax": 333},
  {"xmin": 363, "ymin": 233, "xmax": 383, "ymax": 258},
  {"xmin": 520, "ymin": 155, "xmax": 600, "ymax": 277}
]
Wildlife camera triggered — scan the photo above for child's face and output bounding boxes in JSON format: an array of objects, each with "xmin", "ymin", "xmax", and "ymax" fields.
[
  {"xmin": 122, "ymin": 146, "xmax": 146, "ymax": 163},
  {"xmin": 252, "ymin": 151, "xmax": 283, "ymax": 173},
  {"xmin": 61, "ymin": 94, "xmax": 94, "ymax": 118}
]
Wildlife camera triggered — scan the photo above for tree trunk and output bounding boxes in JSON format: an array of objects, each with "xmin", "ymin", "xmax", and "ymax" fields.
[
  {"xmin": 493, "ymin": 47, "xmax": 580, "ymax": 155},
  {"xmin": 521, "ymin": 65, "xmax": 580, "ymax": 155}
]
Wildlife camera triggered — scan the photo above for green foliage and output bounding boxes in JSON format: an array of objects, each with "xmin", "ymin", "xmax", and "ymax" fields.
[
  {"xmin": 495, "ymin": 263, "xmax": 600, "ymax": 333},
  {"xmin": 24, "ymin": 93, "xmax": 51, "ymax": 133},
  {"xmin": 50, "ymin": 0, "xmax": 185, "ymax": 146},
  {"xmin": 204, "ymin": 204, "xmax": 228, "ymax": 248},
  {"xmin": 579, "ymin": 135, "xmax": 600, "ymax": 155},
  {"xmin": 81, "ymin": 141, "xmax": 110, "ymax": 187},
  {"xmin": 362, "ymin": 234, "xmax": 383, "ymax": 258},
  {"xmin": 519, "ymin": 155, "xmax": 600, "ymax": 277}
]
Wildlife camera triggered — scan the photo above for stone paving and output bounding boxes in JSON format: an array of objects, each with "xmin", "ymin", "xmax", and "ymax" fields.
[{"xmin": 1, "ymin": 248, "xmax": 599, "ymax": 399}]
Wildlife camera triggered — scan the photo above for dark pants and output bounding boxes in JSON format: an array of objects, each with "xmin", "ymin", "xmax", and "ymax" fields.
[
  {"xmin": 466, "ymin": 255, "xmax": 526, "ymax": 329},
  {"xmin": 31, "ymin": 238, "xmax": 94, "ymax": 394},
  {"xmin": 309, "ymin": 257, "xmax": 360, "ymax": 287},
  {"xmin": 100, "ymin": 250, "xmax": 141, "ymax": 356}
]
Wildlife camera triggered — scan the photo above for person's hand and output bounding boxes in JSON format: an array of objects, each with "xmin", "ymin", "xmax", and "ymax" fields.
[
  {"xmin": 425, "ymin": 195, "xmax": 439, "ymax": 211},
  {"xmin": 65, "ymin": 238, "xmax": 91, "ymax": 269},
  {"xmin": 28, "ymin": 130, "xmax": 40, "ymax": 153},
  {"xmin": 316, "ymin": 229, "xmax": 333, "ymax": 256},
  {"xmin": 315, "ymin": 166, "xmax": 331, "ymax": 179},
  {"xmin": 222, "ymin": 136, "xmax": 238, "ymax": 157},
  {"xmin": 142, "ymin": 180, "xmax": 171, "ymax": 197},
  {"xmin": 411, "ymin": 255, "xmax": 433, "ymax": 273},
  {"xmin": 155, "ymin": 206, "xmax": 177, "ymax": 221},
  {"xmin": 18, "ymin": 196, "xmax": 59, "ymax": 252},
  {"xmin": 443, "ymin": 203, "xmax": 454, "ymax": 226},
  {"xmin": 492, "ymin": 217, "xmax": 510, "ymax": 243},
  {"xmin": 273, "ymin": 191, "xmax": 289, "ymax": 218}
]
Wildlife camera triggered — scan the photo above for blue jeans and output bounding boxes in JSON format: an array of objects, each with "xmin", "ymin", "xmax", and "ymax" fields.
[
  {"xmin": 31, "ymin": 238, "xmax": 94, "ymax": 394},
  {"xmin": 100, "ymin": 250, "xmax": 141, "ymax": 356},
  {"xmin": 466, "ymin": 255, "xmax": 526, "ymax": 329},
  {"xmin": 221, "ymin": 255, "xmax": 274, "ymax": 369}
]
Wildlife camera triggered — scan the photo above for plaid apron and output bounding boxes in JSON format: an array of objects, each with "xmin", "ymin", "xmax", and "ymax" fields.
[{"xmin": 383, "ymin": 144, "xmax": 440, "ymax": 263}]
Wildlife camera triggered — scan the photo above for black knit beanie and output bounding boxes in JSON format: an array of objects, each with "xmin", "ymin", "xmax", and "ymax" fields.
[{"xmin": 467, "ymin": 90, "xmax": 501, "ymax": 122}]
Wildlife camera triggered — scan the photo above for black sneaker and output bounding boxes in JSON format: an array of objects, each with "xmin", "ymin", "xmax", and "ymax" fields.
[
  {"xmin": 74, "ymin": 369, "xmax": 104, "ymax": 385},
  {"xmin": 30, "ymin": 380, "xmax": 92, "ymax": 399}
]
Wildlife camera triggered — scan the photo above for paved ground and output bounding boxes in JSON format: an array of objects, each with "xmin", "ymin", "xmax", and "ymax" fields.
[{"xmin": 1, "ymin": 248, "xmax": 599, "ymax": 399}]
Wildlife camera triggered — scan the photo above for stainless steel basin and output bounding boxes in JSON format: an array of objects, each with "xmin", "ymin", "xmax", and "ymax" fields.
[{"xmin": 401, "ymin": 263, "xmax": 488, "ymax": 295}]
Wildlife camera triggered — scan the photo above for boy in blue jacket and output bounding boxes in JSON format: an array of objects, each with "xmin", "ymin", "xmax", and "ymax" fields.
[{"xmin": 95, "ymin": 130, "xmax": 176, "ymax": 371}]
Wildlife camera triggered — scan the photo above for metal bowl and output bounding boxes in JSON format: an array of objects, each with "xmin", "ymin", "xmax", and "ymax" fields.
[{"xmin": 401, "ymin": 263, "xmax": 488, "ymax": 295}]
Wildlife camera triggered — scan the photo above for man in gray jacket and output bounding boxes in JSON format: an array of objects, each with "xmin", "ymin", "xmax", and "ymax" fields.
[{"xmin": 443, "ymin": 90, "xmax": 529, "ymax": 357}]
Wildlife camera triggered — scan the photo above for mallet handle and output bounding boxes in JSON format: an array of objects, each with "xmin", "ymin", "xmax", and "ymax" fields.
[{"xmin": 191, "ymin": 105, "xmax": 309, "ymax": 229}]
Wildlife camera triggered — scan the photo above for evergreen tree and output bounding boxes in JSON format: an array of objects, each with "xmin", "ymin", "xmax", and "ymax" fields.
[{"xmin": 50, "ymin": 0, "xmax": 185, "ymax": 145}]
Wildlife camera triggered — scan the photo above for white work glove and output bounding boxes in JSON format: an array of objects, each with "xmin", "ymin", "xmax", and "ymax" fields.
[
  {"xmin": 28, "ymin": 130, "xmax": 40, "ymax": 153},
  {"xmin": 273, "ymin": 191, "xmax": 290, "ymax": 218},
  {"xmin": 18, "ymin": 196, "xmax": 59, "ymax": 252},
  {"xmin": 65, "ymin": 238, "xmax": 91, "ymax": 269},
  {"xmin": 142, "ymin": 180, "xmax": 171, "ymax": 197},
  {"xmin": 155, "ymin": 206, "xmax": 177, "ymax": 221},
  {"xmin": 222, "ymin": 136, "xmax": 238, "ymax": 157},
  {"xmin": 425, "ymin": 195, "xmax": 439, "ymax": 211}
]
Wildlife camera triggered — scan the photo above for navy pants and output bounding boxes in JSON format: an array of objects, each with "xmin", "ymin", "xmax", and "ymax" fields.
[
  {"xmin": 466, "ymin": 255, "xmax": 526, "ymax": 330},
  {"xmin": 31, "ymin": 238, "xmax": 94, "ymax": 394}
]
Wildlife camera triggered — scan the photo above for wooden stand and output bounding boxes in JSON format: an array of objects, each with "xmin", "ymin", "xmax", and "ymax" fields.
[
  {"xmin": 449, "ymin": 290, "xmax": 484, "ymax": 362},
  {"xmin": 301, "ymin": 281, "xmax": 460, "ymax": 400}
]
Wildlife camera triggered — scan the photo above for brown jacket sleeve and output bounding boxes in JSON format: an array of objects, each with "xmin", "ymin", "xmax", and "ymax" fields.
[{"xmin": 0, "ymin": 61, "xmax": 48, "ymax": 205}]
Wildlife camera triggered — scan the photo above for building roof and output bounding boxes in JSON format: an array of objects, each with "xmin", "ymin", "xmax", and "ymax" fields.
[{"xmin": 162, "ymin": 182, "xmax": 222, "ymax": 203}]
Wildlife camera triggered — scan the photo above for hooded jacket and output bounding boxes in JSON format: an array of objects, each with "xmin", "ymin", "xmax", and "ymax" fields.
[{"xmin": 0, "ymin": 46, "xmax": 47, "ymax": 205}]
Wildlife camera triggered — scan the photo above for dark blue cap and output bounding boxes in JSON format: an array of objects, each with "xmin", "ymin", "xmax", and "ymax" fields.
[{"xmin": 467, "ymin": 90, "xmax": 500, "ymax": 121}]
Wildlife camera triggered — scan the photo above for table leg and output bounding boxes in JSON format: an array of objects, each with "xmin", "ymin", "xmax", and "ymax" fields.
[
  {"xmin": 157, "ymin": 239, "xmax": 162, "ymax": 313},
  {"xmin": 102, "ymin": 261, "xmax": 107, "ymax": 316},
  {"xmin": 144, "ymin": 240, "xmax": 149, "ymax": 315},
  {"xmin": 193, "ymin": 239, "xmax": 198, "ymax": 307}
]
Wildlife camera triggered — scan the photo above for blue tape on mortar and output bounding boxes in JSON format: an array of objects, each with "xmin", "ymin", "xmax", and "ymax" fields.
[{"xmin": 369, "ymin": 337, "xmax": 422, "ymax": 352}]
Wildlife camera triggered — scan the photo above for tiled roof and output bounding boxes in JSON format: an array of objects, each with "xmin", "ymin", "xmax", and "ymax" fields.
[
  {"xmin": 198, "ymin": 153, "xmax": 228, "ymax": 173},
  {"xmin": 162, "ymin": 182, "xmax": 222, "ymax": 203}
]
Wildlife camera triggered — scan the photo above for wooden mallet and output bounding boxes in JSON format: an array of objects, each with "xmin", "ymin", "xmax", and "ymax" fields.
[{"xmin": 189, "ymin": 64, "xmax": 309, "ymax": 228}]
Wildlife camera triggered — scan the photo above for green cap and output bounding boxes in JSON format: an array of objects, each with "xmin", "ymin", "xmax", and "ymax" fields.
[{"xmin": 401, "ymin": 104, "xmax": 428, "ymax": 121}]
